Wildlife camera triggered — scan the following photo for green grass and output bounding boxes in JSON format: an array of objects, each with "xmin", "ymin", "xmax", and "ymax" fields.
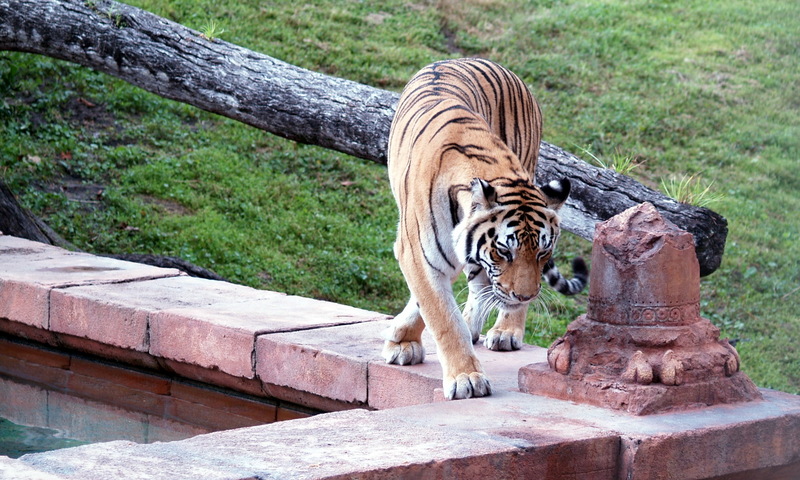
[
  {"xmin": 1, "ymin": 0, "xmax": 797, "ymax": 393},
  {"xmin": 660, "ymin": 174, "xmax": 725, "ymax": 209}
]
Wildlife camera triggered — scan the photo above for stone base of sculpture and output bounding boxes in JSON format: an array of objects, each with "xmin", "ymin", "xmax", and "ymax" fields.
[{"xmin": 520, "ymin": 203, "xmax": 761, "ymax": 415}]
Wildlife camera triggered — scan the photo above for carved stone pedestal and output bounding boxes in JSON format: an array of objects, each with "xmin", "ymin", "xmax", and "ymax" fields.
[{"xmin": 519, "ymin": 203, "xmax": 761, "ymax": 415}]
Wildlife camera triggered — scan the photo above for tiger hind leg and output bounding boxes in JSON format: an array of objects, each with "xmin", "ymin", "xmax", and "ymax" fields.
[
  {"xmin": 382, "ymin": 298, "xmax": 426, "ymax": 365},
  {"xmin": 484, "ymin": 307, "xmax": 526, "ymax": 351}
]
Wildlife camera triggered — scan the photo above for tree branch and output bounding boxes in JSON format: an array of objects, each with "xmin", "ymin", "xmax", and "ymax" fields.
[{"xmin": 0, "ymin": 0, "xmax": 726, "ymax": 275}]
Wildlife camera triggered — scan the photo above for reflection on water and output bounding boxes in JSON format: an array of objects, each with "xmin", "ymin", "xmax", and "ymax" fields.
[
  {"xmin": 0, "ymin": 375, "xmax": 207, "ymax": 458},
  {"xmin": 0, "ymin": 337, "xmax": 313, "ymax": 459},
  {"xmin": 0, "ymin": 417, "xmax": 86, "ymax": 459}
]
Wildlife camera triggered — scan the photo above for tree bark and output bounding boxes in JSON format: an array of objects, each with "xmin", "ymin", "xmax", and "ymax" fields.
[
  {"xmin": 0, "ymin": 0, "xmax": 726, "ymax": 275},
  {"xmin": 0, "ymin": 179, "xmax": 74, "ymax": 249}
]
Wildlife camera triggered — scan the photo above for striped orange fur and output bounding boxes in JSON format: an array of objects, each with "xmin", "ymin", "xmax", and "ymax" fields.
[{"xmin": 383, "ymin": 58, "xmax": 586, "ymax": 400}]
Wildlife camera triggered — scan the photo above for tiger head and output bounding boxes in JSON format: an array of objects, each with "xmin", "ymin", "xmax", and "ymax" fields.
[{"xmin": 453, "ymin": 177, "xmax": 571, "ymax": 309}]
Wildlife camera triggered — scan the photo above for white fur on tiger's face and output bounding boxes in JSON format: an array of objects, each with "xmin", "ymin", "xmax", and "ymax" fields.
[
  {"xmin": 382, "ymin": 58, "xmax": 587, "ymax": 401},
  {"xmin": 453, "ymin": 177, "xmax": 568, "ymax": 311}
]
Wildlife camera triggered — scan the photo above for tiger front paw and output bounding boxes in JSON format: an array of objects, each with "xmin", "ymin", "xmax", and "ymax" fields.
[
  {"xmin": 382, "ymin": 340, "xmax": 425, "ymax": 365},
  {"xmin": 483, "ymin": 327, "xmax": 523, "ymax": 351},
  {"xmin": 443, "ymin": 371, "xmax": 492, "ymax": 400}
]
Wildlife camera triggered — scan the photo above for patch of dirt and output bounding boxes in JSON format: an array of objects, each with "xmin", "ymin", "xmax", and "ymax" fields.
[
  {"xmin": 49, "ymin": 178, "xmax": 106, "ymax": 205},
  {"xmin": 138, "ymin": 194, "xmax": 193, "ymax": 216},
  {"xmin": 68, "ymin": 96, "xmax": 117, "ymax": 129},
  {"xmin": 439, "ymin": 20, "xmax": 464, "ymax": 55},
  {"xmin": 257, "ymin": 271, "xmax": 274, "ymax": 285},
  {"xmin": 436, "ymin": 0, "xmax": 503, "ymax": 56}
]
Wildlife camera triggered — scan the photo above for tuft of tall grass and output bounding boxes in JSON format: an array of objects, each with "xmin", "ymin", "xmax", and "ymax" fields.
[{"xmin": 660, "ymin": 174, "xmax": 725, "ymax": 209}]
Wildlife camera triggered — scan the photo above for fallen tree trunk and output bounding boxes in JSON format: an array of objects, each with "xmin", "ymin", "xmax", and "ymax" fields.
[
  {"xmin": 0, "ymin": 179, "xmax": 74, "ymax": 249},
  {"xmin": 0, "ymin": 0, "xmax": 726, "ymax": 275}
]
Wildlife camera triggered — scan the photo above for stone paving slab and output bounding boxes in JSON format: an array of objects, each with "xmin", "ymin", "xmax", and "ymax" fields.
[
  {"xmin": 10, "ymin": 403, "xmax": 620, "ymax": 480},
  {"xmin": 368, "ymin": 339, "xmax": 547, "ymax": 409},
  {"xmin": 614, "ymin": 390, "xmax": 800, "ymax": 480},
  {"xmin": 392, "ymin": 389, "xmax": 800, "ymax": 479},
  {"xmin": 255, "ymin": 321, "xmax": 388, "ymax": 405},
  {"xmin": 15, "ymin": 388, "xmax": 799, "ymax": 480},
  {"xmin": 0, "ymin": 236, "xmax": 181, "ymax": 328},
  {"xmin": 49, "ymin": 276, "xmax": 282, "ymax": 352},
  {"xmin": 152, "ymin": 294, "xmax": 388, "ymax": 380},
  {"xmin": 0, "ymin": 456, "xmax": 64, "ymax": 480},
  {"xmin": 256, "ymin": 320, "xmax": 548, "ymax": 409}
]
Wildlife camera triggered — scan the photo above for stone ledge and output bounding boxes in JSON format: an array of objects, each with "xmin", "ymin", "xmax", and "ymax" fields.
[
  {"xmin": 7, "ymin": 390, "xmax": 800, "ymax": 480},
  {"xmin": 1, "ymin": 235, "xmax": 389, "ymax": 403},
  {"xmin": 0, "ymin": 236, "xmax": 182, "ymax": 329},
  {"xmin": 49, "ymin": 276, "xmax": 282, "ymax": 353},
  {"xmin": 2, "ymin": 235, "xmax": 800, "ymax": 479},
  {"xmin": 256, "ymin": 320, "xmax": 547, "ymax": 410},
  {"xmin": 520, "ymin": 361, "xmax": 763, "ymax": 415},
  {"xmin": 9, "ymin": 397, "xmax": 620, "ymax": 480}
]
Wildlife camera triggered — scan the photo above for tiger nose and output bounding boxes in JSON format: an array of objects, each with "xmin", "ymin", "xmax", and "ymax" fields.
[{"xmin": 513, "ymin": 292, "xmax": 535, "ymax": 302}]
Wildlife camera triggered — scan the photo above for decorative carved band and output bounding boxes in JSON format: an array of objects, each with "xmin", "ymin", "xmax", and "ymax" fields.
[{"xmin": 587, "ymin": 298, "xmax": 701, "ymax": 326}]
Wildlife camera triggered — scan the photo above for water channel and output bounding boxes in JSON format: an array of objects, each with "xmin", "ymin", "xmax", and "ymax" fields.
[{"xmin": 0, "ymin": 337, "xmax": 313, "ymax": 458}]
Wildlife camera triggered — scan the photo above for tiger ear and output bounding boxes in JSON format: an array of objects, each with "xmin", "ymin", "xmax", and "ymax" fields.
[
  {"xmin": 541, "ymin": 178, "xmax": 571, "ymax": 210},
  {"xmin": 470, "ymin": 178, "xmax": 497, "ymax": 211}
]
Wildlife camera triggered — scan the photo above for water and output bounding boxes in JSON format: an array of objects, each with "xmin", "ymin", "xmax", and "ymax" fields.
[
  {"xmin": 0, "ymin": 374, "xmax": 208, "ymax": 458},
  {"xmin": 0, "ymin": 417, "xmax": 86, "ymax": 459},
  {"xmin": 0, "ymin": 338, "xmax": 302, "ymax": 458}
]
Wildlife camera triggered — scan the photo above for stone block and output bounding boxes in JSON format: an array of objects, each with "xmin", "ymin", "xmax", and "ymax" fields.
[
  {"xmin": 12, "ymin": 386, "xmax": 800, "ymax": 480},
  {"xmin": 368, "ymin": 340, "xmax": 546, "ymax": 409},
  {"xmin": 0, "ymin": 456, "xmax": 67, "ymax": 480},
  {"xmin": 49, "ymin": 276, "xmax": 282, "ymax": 353},
  {"xmin": 0, "ymin": 280, "xmax": 50, "ymax": 329},
  {"xmin": 150, "ymin": 308, "xmax": 261, "ymax": 379},
  {"xmin": 0, "ymin": 236, "xmax": 180, "ymax": 328},
  {"xmin": 13, "ymin": 409, "xmax": 529, "ymax": 480},
  {"xmin": 617, "ymin": 389, "xmax": 800, "ymax": 480},
  {"xmin": 368, "ymin": 358, "xmax": 442, "ymax": 408},
  {"xmin": 0, "ymin": 237, "xmax": 181, "ymax": 288},
  {"xmin": 51, "ymin": 295, "xmax": 150, "ymax": 352},
  {"xmin": 375, "ymin": 391, "xmax": 622, "ymax": 479},
  {"xmin": 255, "ymin": 321, "xmax": 387, "ymax": 405},
  {"xmin": 255, "ymin": 317, "xmax": 548, "ymax": 409},
  {"xmin": 152, "ymin": 294, "xmax": 386, "ymax": 381},
  {"xmin": 15, "ymin": 398, "xmax": 620, "ymax": 480}
]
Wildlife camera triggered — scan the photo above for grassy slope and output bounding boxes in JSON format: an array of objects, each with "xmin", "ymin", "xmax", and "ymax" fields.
[{"xmin": 1, "ymin": 0, "xmax": 797, "ymax": 393}]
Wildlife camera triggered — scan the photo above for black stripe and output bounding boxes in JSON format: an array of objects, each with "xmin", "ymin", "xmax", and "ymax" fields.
[
  {"xmin": 413, "ymin": 216, "xmax": 446, "ymax": 275},
  {"xmin": 427, "ymin": 174, "xmax": 456, "ymax": 271},
  {"xmin": 411, "ymin": 103, "xmax": 474, "ymax": 147}
]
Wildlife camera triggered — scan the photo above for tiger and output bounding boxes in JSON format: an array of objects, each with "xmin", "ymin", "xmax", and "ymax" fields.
[{"xmin": 383, "ymin": 58, "xmax": 588, "ymax": 400}]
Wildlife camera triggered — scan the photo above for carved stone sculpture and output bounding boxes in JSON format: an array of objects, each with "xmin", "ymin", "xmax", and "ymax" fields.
[{"xmin": 519, "ymin": 203, "xmax": 761, "ymax": 414}]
